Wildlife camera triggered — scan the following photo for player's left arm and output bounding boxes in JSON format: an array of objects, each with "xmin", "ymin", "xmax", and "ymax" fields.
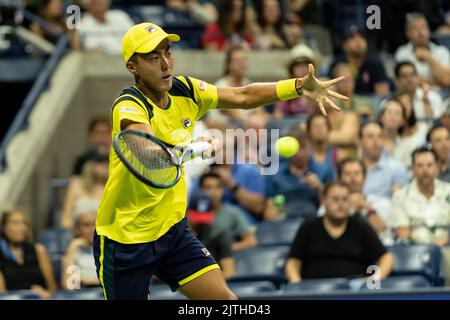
[{"xmin": 217, "ymin": 64, "xmax": 348, "ymax": 116}]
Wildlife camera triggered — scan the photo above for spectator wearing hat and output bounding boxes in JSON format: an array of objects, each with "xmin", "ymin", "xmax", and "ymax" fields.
[
  {"xmin": 395, "ymin": 13, "xmax": 450, "ymax": 89},
  {"xmin": 329, "ymin": 25, "xmax": 390, "ymax": 96},
  {"xmin": 273, "ymin": 44, "xmax": 319, "ymax": 118},
  {"xmin": 187, "ymin": 192, "xmax": 236, "ymax": 279}
]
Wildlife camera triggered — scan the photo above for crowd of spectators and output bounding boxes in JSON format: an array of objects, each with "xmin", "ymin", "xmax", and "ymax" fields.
[{"xmin": 1, "ymin": 0, "xmax": 450, "ymax": 295}]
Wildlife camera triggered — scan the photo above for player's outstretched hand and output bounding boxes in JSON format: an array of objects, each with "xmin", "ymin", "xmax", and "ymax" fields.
[{"xmin": 297, "ymin": 63, "xmax": 349, "ymax": 116}]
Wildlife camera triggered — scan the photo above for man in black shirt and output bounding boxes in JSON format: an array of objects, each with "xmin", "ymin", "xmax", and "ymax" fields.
[
  {"xmin": 328, "ymin": 26, "xmax": 390, "ymax": 96},
  {"xmin": 285, "ymin": 182, "xmax": 393, "ymax": 283}
]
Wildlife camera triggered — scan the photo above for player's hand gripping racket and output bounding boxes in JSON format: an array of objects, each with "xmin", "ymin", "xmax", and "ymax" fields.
[{"xmin": 113, "ymin": 130, "xmax": 211, "ymax": 188}]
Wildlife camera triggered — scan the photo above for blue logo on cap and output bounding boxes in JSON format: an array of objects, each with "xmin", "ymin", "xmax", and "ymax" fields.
[{"xmin": 146, "ymin": 26, "xmax": 157, "ymax": 33}]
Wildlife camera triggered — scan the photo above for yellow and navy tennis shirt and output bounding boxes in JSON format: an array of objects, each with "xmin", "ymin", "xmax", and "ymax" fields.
[{"xmin": 96, "ymin": 76, "xmax": 218, "ymax": 244}]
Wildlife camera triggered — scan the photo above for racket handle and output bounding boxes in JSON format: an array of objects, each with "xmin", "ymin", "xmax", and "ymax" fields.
[{"xmin": 186, "ymin": 141, "xmax": 211, "ymax": 159}]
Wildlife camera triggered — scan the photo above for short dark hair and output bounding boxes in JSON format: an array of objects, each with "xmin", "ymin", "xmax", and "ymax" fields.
[
  {"xmin": 392, "ymin": 93, "xmax": 417, "ymax": 130},
  {"xmin": 405, "ymin": 12, "xmax": 428, "ymax": 30},
  {"xmin": 337, "ymin": 158, "xmax": 366, "ymax": 179},
  {"xmin": 306, "ymin": 112, "xmax": 331, "ymax": 132},
  {"xmin": 359, "ymin": 120, "xmax": 382, "ymax": 138},
  {"xmin": 199, "ymin": 172, "xmax": 222, "ymax": 188},
  {"xmin": 88, "ymin": 116, "xmax": 110, "ymax": 133},
  {"xmin": 394, "ymin": 61, "xmax": 417, "ymax": 78},
  {"xmin": 411, "ymin": 146, "xmax": 438, "ymax": 164},
  {"xmin": 426, "ymin": 125, "xmax": 449, "ymax": 143},
  {"xmin": 322, "ymin": 181, "xmax": 350, "ymax": 197},
  {"xmin": 127, "ymin": 53, "xmax": 140, "ymax": 84}
]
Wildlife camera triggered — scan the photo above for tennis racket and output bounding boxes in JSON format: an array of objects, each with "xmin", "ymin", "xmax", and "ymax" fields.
[{"xmin": 113, "ymin": 130, "xmax": 211, "ymax": 189}]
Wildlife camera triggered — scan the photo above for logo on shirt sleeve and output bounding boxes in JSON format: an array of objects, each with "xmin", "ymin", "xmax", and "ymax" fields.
[
  {"xmin": 202, "ymin": 248, "xmax": 211, "ymax": 256},
  {"xmin": 199, "ymin": 80, "xmax": 207, "ymax": 91},
  {"xmin": 119, "ymin": 106, "xmax": 140, "ymax": 115}
]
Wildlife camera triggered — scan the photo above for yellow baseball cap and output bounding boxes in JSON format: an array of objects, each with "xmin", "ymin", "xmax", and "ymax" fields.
[{"xmin": 122, "ymin": 23, "xmax": 180, "ymax": 63}]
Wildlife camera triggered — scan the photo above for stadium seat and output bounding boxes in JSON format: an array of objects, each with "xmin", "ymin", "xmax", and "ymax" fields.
[
  {"xmin": 52, "ymin": 287, "xmax": 104, "ymax": 300},
  {"xmin": 389, "ymin": 245, "xmax": 442, "ymax": 285},
  {"xmin": 230, "ymin": 246, "xmax": 290, "ymax": 287},
  {"xmin": 284, "ymin": 198, "xmax": 318, "ymax": 220},
  {"xmin": 227, "ymin": 281, "xmax": 277, "ymax": 296},
  {"xmin": 379, "ymin": 276, "xmax": 431, "ymax": 290},
  {"xmin": 149, "ymin": 284, "xmax": 186, "ymax": 300},
  {"xmin": 285, "ymin": 278, "xmax": 351, "ymax": 292},
  {"xmin": 37, "ymin": 228, "xmax": 73, "ymax": 255},
  {"xmin": 0, "ymin": 290, "xmax": 41, "ymax": 300},
  {"xmin": 256, "ymin": 219, "xmax": 302, "ymax": 246}
]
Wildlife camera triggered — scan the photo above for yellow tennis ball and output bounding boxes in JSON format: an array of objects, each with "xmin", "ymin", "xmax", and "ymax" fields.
[{"xmin": 275, "ymin": 136, "xmax": 300, "ymax": 157}]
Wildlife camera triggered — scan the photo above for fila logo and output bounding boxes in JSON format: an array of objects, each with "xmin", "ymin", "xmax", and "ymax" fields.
[
  {"xmin": 202, "ymin": 248, "xmax": 211, "ymax": 256},
  {"xmin": 145, "ymin": 26, "xmax": 157, "ymax": 33},
  {"xmin": 199, "ymin": 80, "xmax": 207, "ymax": 91},
  {"xmin": 181, "ymin": 118, "xmax": 192, "ymax": 128}
]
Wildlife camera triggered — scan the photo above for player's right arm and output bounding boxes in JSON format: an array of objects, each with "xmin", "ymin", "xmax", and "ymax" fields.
[
  {"xmin": 121, "ymin": 119, "xmax": 154, "ymax": 135},
  {"xmin": 217, "ymin": 64, "xmax": 348, "ymax": 116}
]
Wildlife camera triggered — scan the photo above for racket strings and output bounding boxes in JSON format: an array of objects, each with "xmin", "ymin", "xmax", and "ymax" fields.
[{"xmin": 120, "ymin": 134, "xmax": 179, "ymax": 185}]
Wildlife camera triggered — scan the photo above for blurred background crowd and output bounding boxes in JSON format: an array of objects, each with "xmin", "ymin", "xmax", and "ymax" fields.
[{"xmin": 0, "ymin": 0, "xmax": 449, "ymax": 299}]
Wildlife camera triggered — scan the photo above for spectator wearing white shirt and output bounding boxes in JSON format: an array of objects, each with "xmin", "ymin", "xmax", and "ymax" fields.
[
  {"xmin": 392, "ymin": 147, "xmax": 450, "ymax": 246},
  {"xmin": 426, "ymin": 125, "xmax": 450, "ymax": 183},
  {"xmin": 394, "ymin": 92, "xmax": 429, "ymax": 168},
  {"xmin": 395, "ymin": 13, "xmax": 450, "ymax": 89},
  {"xmin": 395, "ymin": 61, "xmax": 444, "ymax": 121},
  {"xmin": 79, "ymin": 0, "xmax": 134, "ymax": 54}
]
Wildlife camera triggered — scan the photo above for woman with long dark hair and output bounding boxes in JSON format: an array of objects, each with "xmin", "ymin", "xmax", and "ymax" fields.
[
  {"xmin": 253, "ymin": 0, "xmax": 300, "ymax": 49},
  {"xmin": 0, "ymin": 210, "xmax": 57, "ymax": 298},
  {"xmin": 393, "ymin": 93, "xmax": 430, "ymax": 168},
  {"xmin": 201, "ymin": 0, "xmax": 254, "ymax": 50}
]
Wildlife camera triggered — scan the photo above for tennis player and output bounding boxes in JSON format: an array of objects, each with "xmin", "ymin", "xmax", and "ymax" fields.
[{"xmin": 93, "ymin": 22, "xmax": 348, "ymax": 300}]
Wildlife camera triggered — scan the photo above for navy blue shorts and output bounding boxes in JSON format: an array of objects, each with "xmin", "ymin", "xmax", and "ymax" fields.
[{"xmin": 93, "ymin": 218, "xmax": 219, "ymax": 300}]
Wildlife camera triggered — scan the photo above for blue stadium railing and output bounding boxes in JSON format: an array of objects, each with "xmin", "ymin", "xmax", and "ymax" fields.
[{"xmin": 0, "ymin": 34, "xmax": 69, "ymax": 172}]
